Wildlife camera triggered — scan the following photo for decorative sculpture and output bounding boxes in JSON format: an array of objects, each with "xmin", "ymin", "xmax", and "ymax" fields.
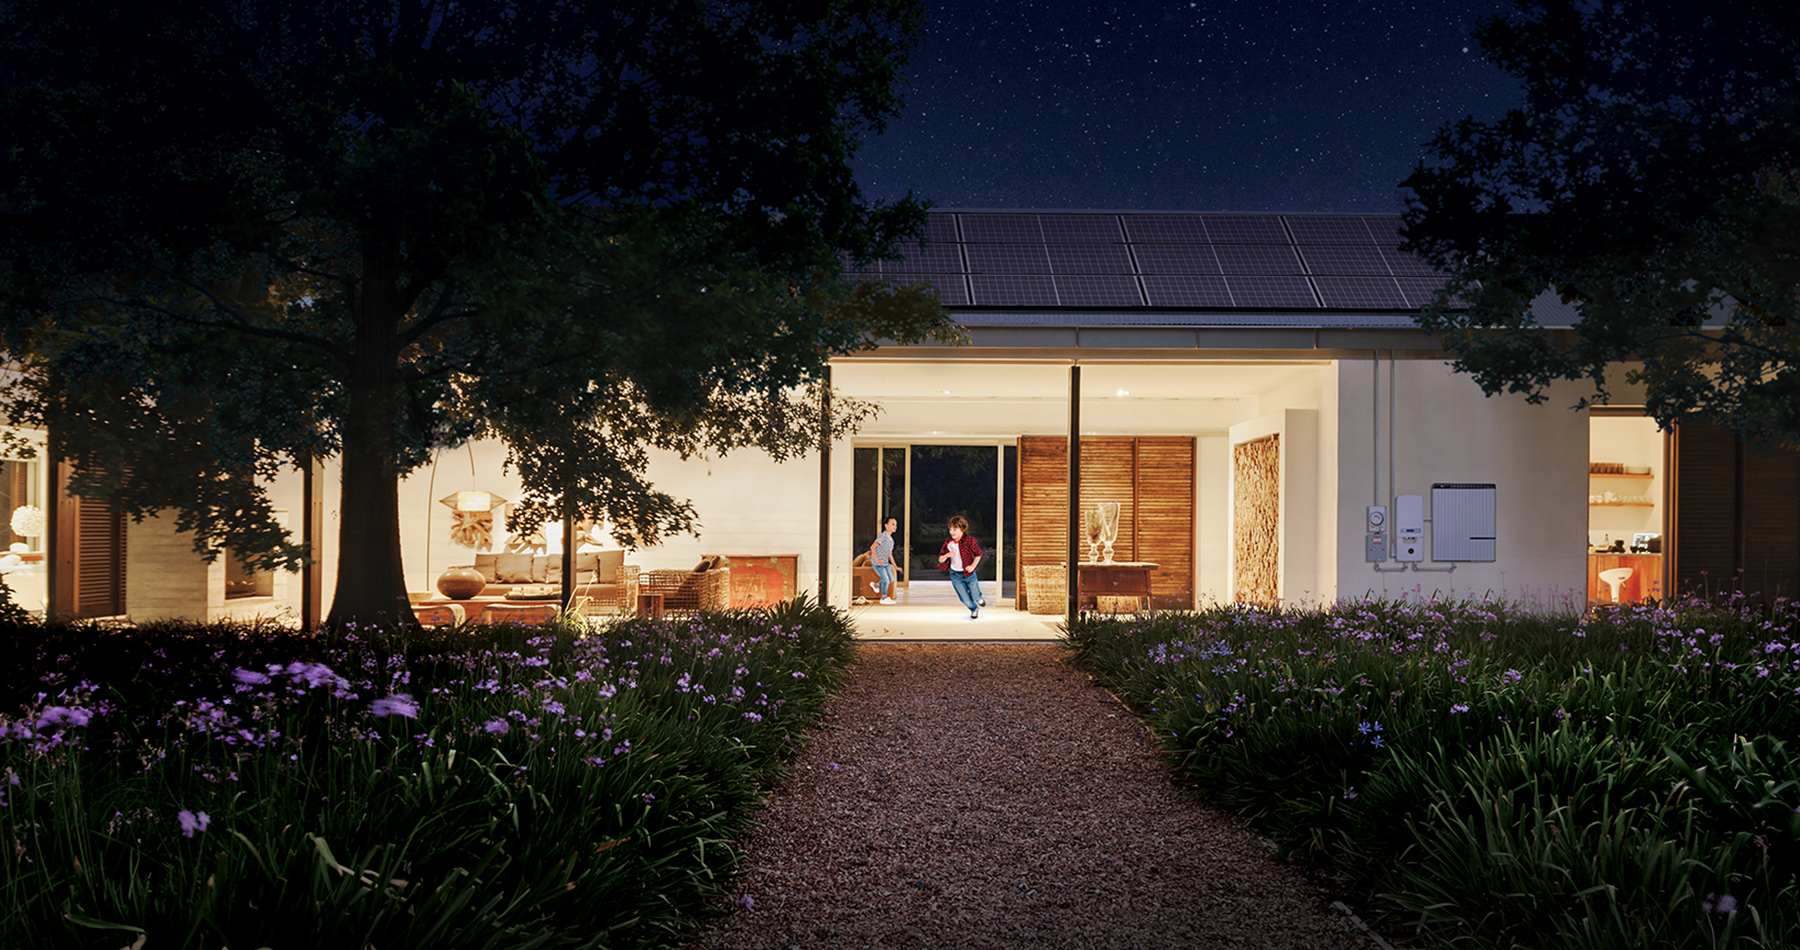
[
  {"xmin": 439, "ymin": 490, "xmax": 508, "ymax": 550},
  {"xmin": 447, "ymin": 510, "xmax": 494, "ymax": 549},
  {"xmin": 1093, "ymin": 501, "xmax": 1121, "ymax": 564}
]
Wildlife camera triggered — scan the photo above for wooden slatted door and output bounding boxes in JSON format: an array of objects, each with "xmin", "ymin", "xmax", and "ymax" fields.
[{"xmin": 1016, "ymin": 436, "xmax": 1195, "ymax": 611}]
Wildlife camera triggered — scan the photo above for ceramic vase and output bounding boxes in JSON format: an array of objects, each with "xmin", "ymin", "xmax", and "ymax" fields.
[{"xmin": 436, "ymin": 566, "xmax": 487, "ymax": 600}]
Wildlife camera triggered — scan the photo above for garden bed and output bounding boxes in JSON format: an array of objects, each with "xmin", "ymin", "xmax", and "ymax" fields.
[
  {"xmin": 1062, "ymin": 595, "xmax": 1800, "ymax": 949},
  {"xmin": 0, "ymin": 598, "xmax": 854, "ymax": 949}
]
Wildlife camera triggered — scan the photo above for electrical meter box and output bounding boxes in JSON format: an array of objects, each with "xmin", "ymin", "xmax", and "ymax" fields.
[{"xmin": 1431, "ymin": 483, "xmax": 1497, "ymax": 561}]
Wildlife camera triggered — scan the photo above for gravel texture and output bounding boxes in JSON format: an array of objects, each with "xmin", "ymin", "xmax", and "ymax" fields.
[{"xmin": 691, "ymin": 643, "xmax": 1370, "ymax": 949}]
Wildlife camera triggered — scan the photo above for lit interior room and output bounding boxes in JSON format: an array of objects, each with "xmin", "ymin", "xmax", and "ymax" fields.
[{"xmin": 1587, "ymin": 410, "xmax": 1665, "ymax": 604}]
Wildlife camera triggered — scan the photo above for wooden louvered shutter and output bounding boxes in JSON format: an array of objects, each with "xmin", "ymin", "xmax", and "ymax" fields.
[
  {"xmin": 1136, "ymin": 437, "xmax": 1195, "ymax": 609},
  {"xmin": 1079, "ymin": 438, "xmax": 1136, "ymax": 562},
  {"xmin": 74, "ymin": 495, "xmax": 127, "ymax": 618},
  {"xmin": 1672, "ymin": 421, "xmax": 1735, "ymax": 591},
  {"xmin": 1673, "ymin": 419, "xmax": 1800, "ymax": 599},
  {"xmin": 1017, "ymin": 436, "xmax": 1068, "ymax": 611},
  {"xmin": 1741, "ymin": 442, "xmax": 1800, "ymax": 598},
  {"xmin": 1016, "ymin": 435, "xmax": 1196, "ymax": 610}
]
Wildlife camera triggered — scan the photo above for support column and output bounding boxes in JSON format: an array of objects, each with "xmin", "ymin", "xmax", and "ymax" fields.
[
  {"xmin": 301, "ymin": 457, "xmax": 324, "ymax": 629},
  {"xmin": 1067, "ymin": 364, "xmax": 1081, "ymax": 617},
  {"xmin": 818, "ymin": 364, "xmax": 832, "ymax": 602}
]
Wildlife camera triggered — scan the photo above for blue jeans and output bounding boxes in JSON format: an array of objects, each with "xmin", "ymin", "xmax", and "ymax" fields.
[
  {"xmin": 949, "ymin": 570, "xmax": 982, "ymax": 610},
  {"xmin": 872, "ymin": 563, "xmax": 895, "ymax": 596}
]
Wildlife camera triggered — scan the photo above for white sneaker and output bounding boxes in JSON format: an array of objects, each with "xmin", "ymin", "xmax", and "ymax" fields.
[
  {"xmin": 868, "ymin": 581, "xmax": 880, "ymax": 594},
  {"xmin": 979, "ymin": 597, "xmax": 987, "ymax": 607},
  {"xmin": 970, "ymin": 607, "xmax": 979, "ymax": 620},
  {"xmin": 880, "ymin": 597, "xmax": 896, "ymax": 605}
]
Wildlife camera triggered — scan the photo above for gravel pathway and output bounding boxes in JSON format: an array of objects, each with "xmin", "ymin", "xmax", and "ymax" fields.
[{"xmin": 692, "ymin": 643, "xmax": 1371, "ymax": 949}]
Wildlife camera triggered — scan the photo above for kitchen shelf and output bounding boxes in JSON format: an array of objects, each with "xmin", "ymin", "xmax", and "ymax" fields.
[{"xmin": 1588, "ymin": 472, "xmax": 1653, "ymax": 479}]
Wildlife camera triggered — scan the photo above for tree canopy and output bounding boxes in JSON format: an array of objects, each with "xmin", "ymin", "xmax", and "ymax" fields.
[
  {"xmin": 0, "ymin": 0, "xmax": 958, "ymax": 622},
  {"xmin": 1401, "ymin": 0, "xmax": 1800, "ymax": 442}
]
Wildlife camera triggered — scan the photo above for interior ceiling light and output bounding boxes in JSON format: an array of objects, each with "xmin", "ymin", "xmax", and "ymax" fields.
[
  {"xmin": 1116, "ymin": 389, "xmax": 1130, "ymax": 396},
  {"xmin": 941, "ymin": 389, "xmax": 952, "ymax": 394}
]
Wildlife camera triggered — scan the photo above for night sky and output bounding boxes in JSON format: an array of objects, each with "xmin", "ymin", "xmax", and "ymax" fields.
[{"xmin": 853, "ymin": 1, "xmax": 1522, "ymax": 214}]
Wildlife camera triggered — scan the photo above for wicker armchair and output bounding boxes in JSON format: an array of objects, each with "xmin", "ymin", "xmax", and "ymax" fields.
[
  {"xmin": 580, "ymin": 564, "xmax": 639, "ymax": 616},
  {"xmin": 640, "ymin": 564, "xmax": 730, "ymax": 614}
]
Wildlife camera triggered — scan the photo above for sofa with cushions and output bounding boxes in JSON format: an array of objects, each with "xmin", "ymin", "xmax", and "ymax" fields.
[{"xmin": 468, "ymin": 550, "xmax": 639, "ymax": 613}]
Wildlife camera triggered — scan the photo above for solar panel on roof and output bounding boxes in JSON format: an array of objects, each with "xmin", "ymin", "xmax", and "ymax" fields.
[
  {"xmin": 1313, "ymin": 276, "xmax": 1408, "ymax": 309},
  {"xmin": 1395, "ymin": 277, "xmax": 1463, "ymax": 309},
  {"xmin": 1038, "ymin": 214, "xmax": 1124, "ymax": 243},
  {"xmin": 1379, "ymin": 247, "xmax": 1442, "ymax": 277},
  {"xmin": 1361, "ymin": 215, "xmax": 1405, "ymax": 244},
  {"xmin": 970, "ymin": 274, "xmax": 1057, "ymax": 306},
  {"xmin": 1047, "ymin": 244, "xmax": 1134, "ymax": 275},
  {"xmin": 921, "ymin": 213, "xmax": 962, "ymax": 243},
  {"xmin": 1284, "ymin": 216, "xmax": 1374, "ymax": 244},
  {"xmin": 1225, "ymin": 275, "xmax": 1318, "ymax": 308},
  {"xmin": 1121, "ymin": 214, "xmax": 1210, "ymax": 244},
  {"xmin": 1053, "ymin": 276, "xmax": 1143, "ymax": 307},
  {"xmin": 964, "ymin": 244, "xmax": 1051, "ymax": 274},
  {"xmin": 1213, "ymin": 245, "xmax": 1305, "ymax": 275},
  {"xmin": 1296, "ymin": 245, "xmax": 1391, "ymax": 276},
  {"xmin": 1131, "ymin": 245, "xmax": 1221, "ymax": 275},
  {"xmin": 882, "ymin": 242, "xmax": 964, "ymax": 273},
  {"xmin": 886, "ymin": 273, "xmax": 970, "ymax": 306},
  {"xmin": 1200, "ymin": 215, "xmax": 1290, "ymax": 243},
  {"xmin": 958, "ymin": 213, "xmax": 1044, "ymax": 243},
  {"xmin": 1142, "ymin": 275, "xmax": 1233, "ymax": 307}
]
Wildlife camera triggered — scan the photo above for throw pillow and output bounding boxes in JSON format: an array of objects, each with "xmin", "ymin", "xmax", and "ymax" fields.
[
  {"xmin": 494, "ymin": 553, "xmax": 534, "ymax": 583},
  {"xmin": 474, "ymin": 553, "xmax": 501, "ymax": 583},
  {"xmin": 530, "ymin": 556, "xmax": 551, "ymax": 583}
]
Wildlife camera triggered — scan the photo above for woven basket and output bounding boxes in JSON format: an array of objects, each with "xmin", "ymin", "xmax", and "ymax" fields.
[{"xmin": 1022, "ymin": 564, "xmax": 1065, "ymax": 615}]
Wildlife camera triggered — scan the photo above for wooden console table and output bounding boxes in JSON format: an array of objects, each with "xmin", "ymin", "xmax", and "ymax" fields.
[{"xmin": 1076, "ymin": 561, "xmax": 1158, "ymax": 612}]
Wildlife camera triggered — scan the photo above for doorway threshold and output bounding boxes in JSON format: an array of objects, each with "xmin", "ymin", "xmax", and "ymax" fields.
[{"xmin": 849, "ymin": 601, "xmax": 1064, "ymax": 642}]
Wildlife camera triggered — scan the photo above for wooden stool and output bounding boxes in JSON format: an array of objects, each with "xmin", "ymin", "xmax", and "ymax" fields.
[{"xmin": 636, "ymin": 592, "xmax": 664, "ymax": 619}]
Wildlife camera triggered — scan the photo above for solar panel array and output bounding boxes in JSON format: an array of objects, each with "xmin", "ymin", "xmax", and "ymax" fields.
[{"xmin": 847, "ymin": 211, "xmax": 1458, "ymax": 310}]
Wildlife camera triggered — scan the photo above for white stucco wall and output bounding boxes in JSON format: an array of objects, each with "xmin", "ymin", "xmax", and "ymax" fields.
[
  {"xmin": 1335, "ymin": 356, "xmax": 1589, "ymax": 607},
  {"xmin": 394, "ymin": 437, "xmax": 836, "ymax": 606}
]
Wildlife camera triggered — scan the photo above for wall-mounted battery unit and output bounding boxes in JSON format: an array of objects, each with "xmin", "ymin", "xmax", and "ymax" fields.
[
  {"xmin": 1432, "ymin": 483, "xmax": 1497, "ymax": 561},
  {"xmin": 1393, "ymin": 494, "xmax": 1424, "ymax": 562}
]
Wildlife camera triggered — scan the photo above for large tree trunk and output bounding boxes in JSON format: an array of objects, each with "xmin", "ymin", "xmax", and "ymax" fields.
[{"xmin": 325, "ymin": 226, "xmax": 414, "ymax": 626}]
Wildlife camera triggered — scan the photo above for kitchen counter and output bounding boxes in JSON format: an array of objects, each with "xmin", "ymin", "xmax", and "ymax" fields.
[{"xmin": 1587, "ymin": 553, "xmax": 1662, "ymax": 604}]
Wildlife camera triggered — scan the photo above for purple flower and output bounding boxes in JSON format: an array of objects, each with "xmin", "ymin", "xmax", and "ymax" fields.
[
  {"xmin": 35, "ymin": 706, "xmax": 92, "ymax": 731},
  {"xmin": 1450, "ymin": 703, "xmax": 1470, "ymax": 714},
  {"xmin": 369, "ymin": 695, "xmax": 418, "ymax": 718},
  {"xmin": 737, "ymin": 894, "xmax": 755, "ymax": 910},
  {"xmin": 177, "ymin": 810, "xmax": 211, "ymax": 838},
  {"xmin": 231, "ymin": 668, "xmax": 271, "ymax": 685},
  {"xmin": 642, "ymin": 793, "xmax": 656, "ymax": 803},
  {"xmin": 483, "ymin": 720, "xmax": 510, "ymax": 735},
  {"xmin": 1703, "ymin": 893, "xmax": 1738, "ymax": 914}
]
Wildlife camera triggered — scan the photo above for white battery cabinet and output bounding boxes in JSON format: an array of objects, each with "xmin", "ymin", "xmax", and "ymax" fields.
[{"xmin": 1431, "ymin": 483, "xmax": 1497, "ymax": 561}]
